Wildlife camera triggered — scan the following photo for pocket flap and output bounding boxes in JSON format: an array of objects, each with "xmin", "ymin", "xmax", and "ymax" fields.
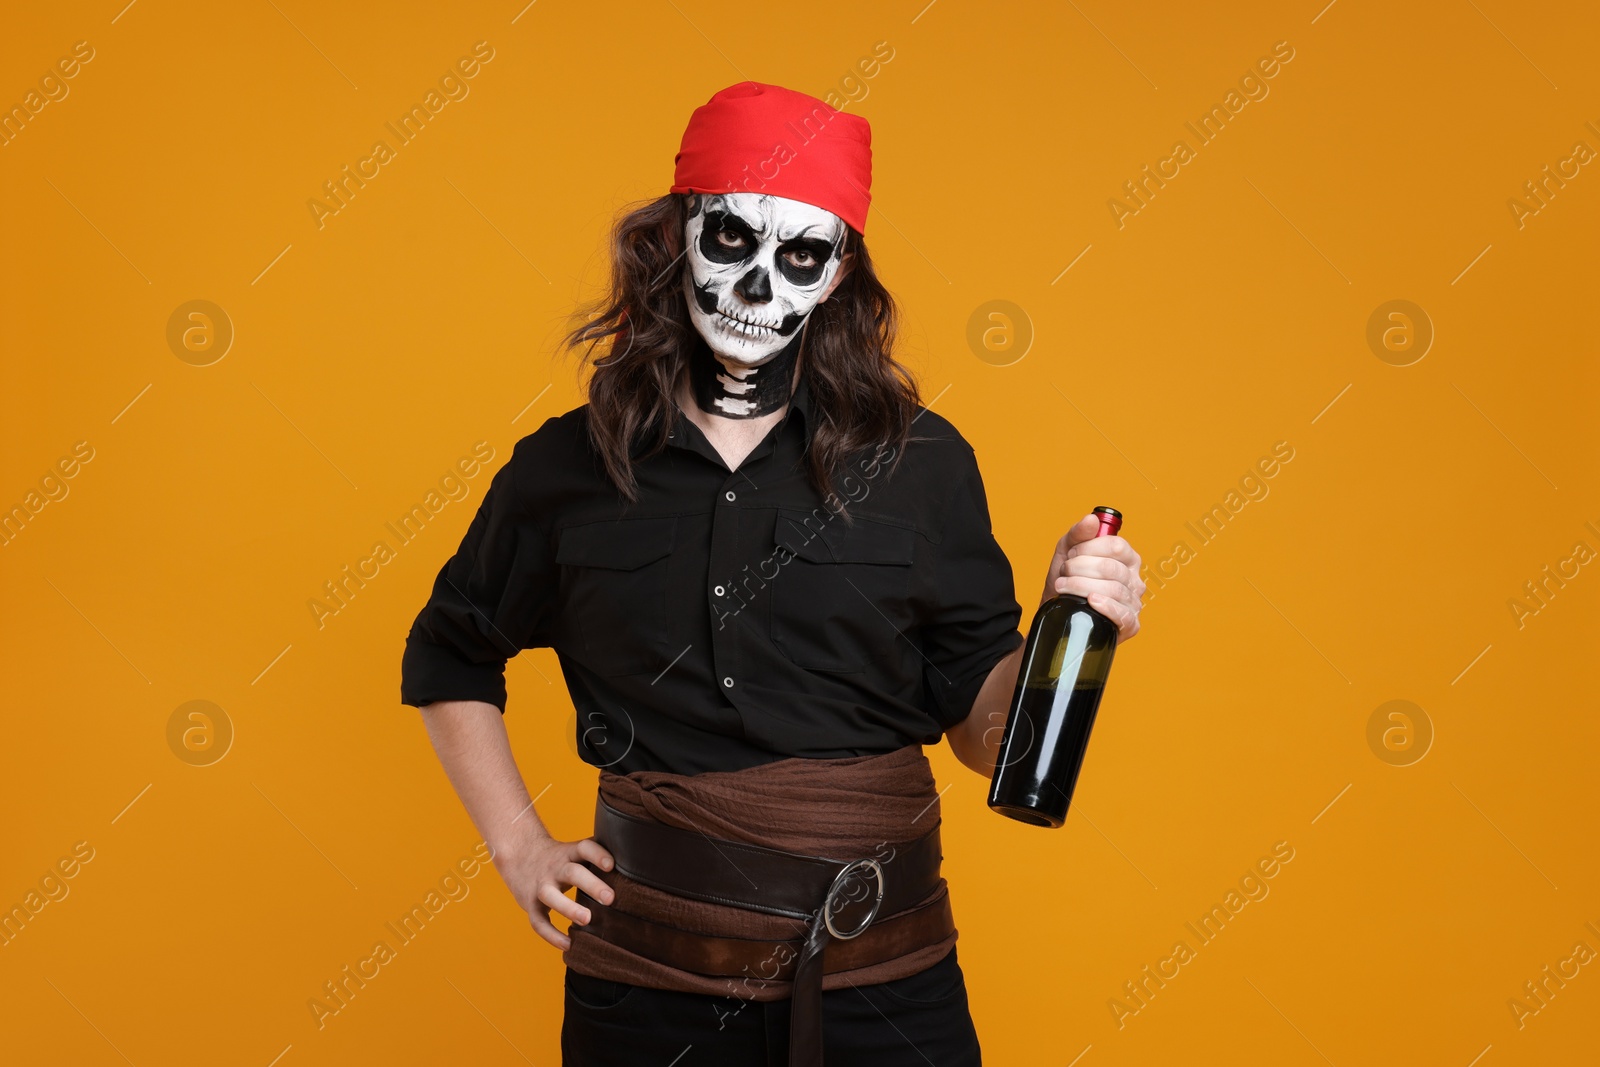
[
  {"xmin": 556, "ymin": 516, "xmax": 677, "ymax": 570},
  {"xmin": 775, "ymin": 508, "xmax": 915, "ymax": 565}
]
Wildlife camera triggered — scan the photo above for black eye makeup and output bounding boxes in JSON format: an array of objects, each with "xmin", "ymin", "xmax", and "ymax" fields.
[
  {"xmin": 776, "ymin": 238, "xmax": 835, "ymax": 285},
  {"xmin": 699, "ymin": 210, "xmax": 758, "ymax": 264}
]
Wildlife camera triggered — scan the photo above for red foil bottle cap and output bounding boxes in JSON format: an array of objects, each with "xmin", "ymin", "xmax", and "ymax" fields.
[{"xmin": 1093, "ymin": 506, "xmax": 1123, "ymax": 537}]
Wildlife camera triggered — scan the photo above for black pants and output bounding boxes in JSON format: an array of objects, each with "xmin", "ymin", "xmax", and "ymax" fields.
[{"xmin": 560, "ymin": 945, "xmax": 982, "ymax": 1065}]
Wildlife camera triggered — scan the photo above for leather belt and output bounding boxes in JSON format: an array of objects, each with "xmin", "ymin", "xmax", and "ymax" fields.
[{"xmin": 585, "ymin": 798, "xmax": 946, "ymax": 1066}]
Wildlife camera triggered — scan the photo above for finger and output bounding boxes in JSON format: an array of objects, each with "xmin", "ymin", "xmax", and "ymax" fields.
[
  {"xmin": 1054, "ymin": 575, "xmax": 1132, "ymax": 601},
  {"xmin": 1060, "ymin": 557, "xmax": 1144, "ymax": 601},
  {"xmin": 564, "ymin": 860, "xmax": 615, "ymax": 905},
  {"xmin": 1070, "ymin": 579, "xmax": 1141, "ymax": 636},
  {"xmin": 538, "ymin": 881, "xmax": 592, "ymax": 926},
  {"xmin": 1088, "ymin": 588, "xmax": 1139, "ymax": 630},
  {"xmin": 1059, "ymin": 555, "xmax": 1131, "ymax": 582},
  {"xmin": 527, "ymin": 908, "xmax": 572, "ymax": 951},
  {"xmin": 1054, "ymin": 573, "xmax": 1139, "ymax": 632},
  {"xmin": 1087, "ymin": 591, "xmax": 1139, "ymax": 638},
  {"xmin": 573, "ymin": 837, "xmax": 615, "ymax": 873},
  {"xmin": 1067, "ymin": 535, "xmax": 1142, "ymax": 567}
]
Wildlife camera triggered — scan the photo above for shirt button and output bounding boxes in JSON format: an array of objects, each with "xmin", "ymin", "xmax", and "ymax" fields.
[
  {"xmin": 722, "ymin": 676, "xmax": 734, "ymax": 688},
  {"xmin": 713, "ymin": 584, "xmax": 725, "ymax": 596},
  {"xmin": 724, "ymin": 490, "xmax": 737, "ymax": 502}
]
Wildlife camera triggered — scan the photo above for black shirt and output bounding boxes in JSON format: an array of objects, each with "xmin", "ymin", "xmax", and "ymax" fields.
[{"xmin": 399, "ymin": 374, "xmax": 1025, "ymax": 777}]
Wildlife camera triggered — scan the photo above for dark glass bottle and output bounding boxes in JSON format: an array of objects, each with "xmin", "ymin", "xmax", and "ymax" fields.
[{"xmin": 988, "ymin": 507, "xmax": 1124, "ymax": 828}]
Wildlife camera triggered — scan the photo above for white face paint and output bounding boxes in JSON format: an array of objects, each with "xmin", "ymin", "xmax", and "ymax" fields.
[{"xmin": 683, "ymin": 192, "xmax": 848, "ymax": 366}]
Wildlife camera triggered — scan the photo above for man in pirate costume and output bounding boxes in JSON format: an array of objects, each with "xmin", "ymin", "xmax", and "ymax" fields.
[{"xmin": 401, "ymin": 82, "xmax": 1146, "ymax": 1065}]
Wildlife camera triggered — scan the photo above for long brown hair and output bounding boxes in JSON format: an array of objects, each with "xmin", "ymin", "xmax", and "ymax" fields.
[{"xmin": 563, "ymin": 193, "xmax": 921, "ymax": 511}]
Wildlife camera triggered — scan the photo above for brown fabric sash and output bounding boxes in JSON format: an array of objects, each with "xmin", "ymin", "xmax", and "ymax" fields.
[
  {"xmin": 577, "ymin": 889, "xmax": 953, "ymax": 980},
  {"xmin": 563, "ymin": 743, "xmax": 957, "ymax": 1012}
]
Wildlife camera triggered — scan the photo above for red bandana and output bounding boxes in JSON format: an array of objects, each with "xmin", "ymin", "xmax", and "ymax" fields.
[{"xmin": 669, "ymin": 81, "xmax": 873, "ymax": 235}]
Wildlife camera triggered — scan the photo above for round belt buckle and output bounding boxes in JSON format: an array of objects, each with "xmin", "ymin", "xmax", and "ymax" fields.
[{"xmin": 823, "ymin": 858, "xmax": 884, "ymax": 940}]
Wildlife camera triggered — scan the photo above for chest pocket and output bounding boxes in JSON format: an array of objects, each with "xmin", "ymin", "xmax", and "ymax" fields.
[
  {"xmin": 769, "ymin": 507, "xmax": 917, "ymax": 673},
  {"xmin": 556, "ymin": 516, "xmax": 678, "ymax": 675}
]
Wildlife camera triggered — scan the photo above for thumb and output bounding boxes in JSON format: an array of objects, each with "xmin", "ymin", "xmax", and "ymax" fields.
[{"xmin": 1061, "ymin": 511, "xmax": 1100, "ymax": 556}]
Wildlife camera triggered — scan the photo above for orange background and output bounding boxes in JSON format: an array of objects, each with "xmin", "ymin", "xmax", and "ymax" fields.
[{"xmin": 2, "ymin": 1, "xmax": 1596, "ymax": 1064}]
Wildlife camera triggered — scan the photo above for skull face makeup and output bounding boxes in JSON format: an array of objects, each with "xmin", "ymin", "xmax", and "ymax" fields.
[{"xmin": 682, "ymin": 191, "xmax": 848, "ymax": 418}]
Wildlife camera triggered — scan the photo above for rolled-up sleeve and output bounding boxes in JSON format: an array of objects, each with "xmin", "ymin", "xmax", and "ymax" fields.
[
  {"xmin": 917, "ymin": 448, "xmax": 1025, "ymax": 731},
  {"xmin": 400, "ymin": 438, "xmax": 555, "ymax": 713}
]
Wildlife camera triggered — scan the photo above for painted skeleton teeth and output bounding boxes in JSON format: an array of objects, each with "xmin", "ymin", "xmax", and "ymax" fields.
[{"xmin": 717, "ymin": 310, "xmax": 779, "ymax": 336}]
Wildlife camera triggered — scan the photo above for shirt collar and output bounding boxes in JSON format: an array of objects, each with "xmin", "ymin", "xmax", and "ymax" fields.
[{"xmin": 785, "ymin": 370, "xmax": 813, "ymax": 433}]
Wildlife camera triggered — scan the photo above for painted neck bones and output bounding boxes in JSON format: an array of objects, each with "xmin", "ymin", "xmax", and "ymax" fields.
[{"xmin": 682, "ymin": 192, "xmax": 847, "ymax": 418}]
